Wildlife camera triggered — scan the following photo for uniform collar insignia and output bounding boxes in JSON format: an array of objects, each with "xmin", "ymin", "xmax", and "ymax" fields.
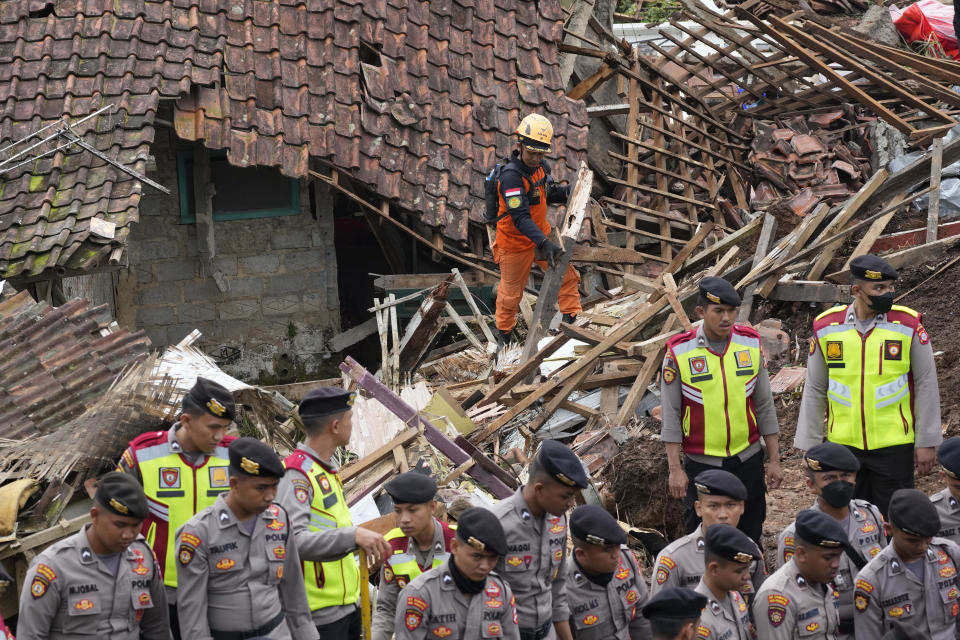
[
  {"xmin": 951, "ymin": 496, "xmax": 959, "ymax": 509},
  {"xmin": 696, "ymin": 538, "xmax": 705, "ymax": 552},
  {"xmin": 521, "ymin": 509, "xmax": 531, "ymax": 521},
  {"xmin": 890, "ymin": 559, "xmax": 902, "ymax": 574},
  {"xmin": 711, "ymin": 601, "xmax": 721, "ymax": 614},
  {"xmin": 853, "ymin": 508, "xmax": 865, "ymax": 521},
  {"xmin": 796, "ymin": 574, "xmax": 807, "ymax": 588},
  {"xmin": 81, "ymin": 548, "xmax": 92, "ymax": 562},
  {"xmin": 219, "ymin": 511, "xmax": 230, "ymax": 522},
  {"xmin": 927, "ymin": 548, "xmax": 937, "ymax": 562}
]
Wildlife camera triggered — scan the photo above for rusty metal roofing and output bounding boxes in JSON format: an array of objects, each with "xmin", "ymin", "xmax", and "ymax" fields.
[
  {"xmin": 0, "ymin": 0, "xmax": 589, "ymax": 279},
  {"xmin": 0, "ymin": 290, "xmax": 151, "ymax": 438}
]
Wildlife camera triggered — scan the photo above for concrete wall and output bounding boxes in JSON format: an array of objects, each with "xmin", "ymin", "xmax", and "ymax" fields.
[{"xmin": 116, "ymin": 128, "xmax": 341, "ymax": 383}]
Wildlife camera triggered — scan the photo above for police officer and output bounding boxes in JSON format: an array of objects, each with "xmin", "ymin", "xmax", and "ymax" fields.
[
  {"xmin": 853, "ymin": 488, "xmax": 960, "ymax": 640},
  {"xmin": 492, "ymin": 113, "xmax": 580, "ymax": 342},
  {"xmin": 930, "ymin": 437, "xmax": 960, "ymax": 545},
  {"xmin": 116, "ymin": 377, "xmax": 236, "ymax": 639},
  {"xmin": 796, "ymin": 254, "xmax": 941, "ymax": 516},
  {"xmin": 175, "ymin": 438, "xmax": 317, "ymax": 640},
  {"xmin": 695, "ymin": 524, "xmax": 757, "ymax": 640},
  {"xmin": 754, "ymin": 510, "xmax": 844, "ymax": 640},
  {"xmin": 650, "ymin": 470, "xmax": 764, "ymax": 601},
  {"xmin": 18, "ymin": 472, "xmax": 168, "ymax": 639},
  {"xmin": 373, "ymin": 471, "xmax": 456, "ymax": 640},
  {"xmin": 565, "ymin": 505, "xmax": 651, "ymax": 640},
  {"xmin": 394, "ymin": 507, "xmax": 519, "ymax": 640},
  {"xmin": 661, "ymin": 276, "xmax": 781, "ymax": 546},
  {"xmin": 275, "ymin": 387, "xmax": 391, "ymax": 639},
  {"xmin": 641, "ymin": 588, "xmax": 708, "ymax": 640},
  {"xmin": 491, "ymin": 440, "xmax": 588, "ymax": 640},
  {"xmin": 776, "ymin": 442, "xmax": 885, "ymax": 638}
]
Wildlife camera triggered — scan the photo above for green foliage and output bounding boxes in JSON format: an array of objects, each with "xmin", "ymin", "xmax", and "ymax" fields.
[{"xmin": 617, "ymin": 0, "xmax": 683, "ymax": 25}]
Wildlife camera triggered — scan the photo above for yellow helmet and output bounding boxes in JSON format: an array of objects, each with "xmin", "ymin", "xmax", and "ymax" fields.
[{"xmin": 516, "ymin": 114, "xmax": 553, "ymax": 152}]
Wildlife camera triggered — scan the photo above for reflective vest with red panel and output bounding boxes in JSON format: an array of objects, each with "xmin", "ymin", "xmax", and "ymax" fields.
[
  {"xmin": 666, "ymin": 326, "xmax": 763, "ymax": 457},
  {"xmin": 122, "ymin": 430, "xmax": 235, "ymax": 588}
]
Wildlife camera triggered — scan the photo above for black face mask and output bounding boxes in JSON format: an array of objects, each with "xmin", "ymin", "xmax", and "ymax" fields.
[
  {"xmin": 448, "ymin": 556, "xmax": 486, "ymax": 595},
  {"xmin": 821, "ymin": 480, "xmax": 855, "ymax": 509},
  {"xmin": 575, "ymin": 558, "xmax": 614, "ymax": 587},
  {"xmin": 867, "ymin": 292, "xmax": 894, "ymax": 314}
]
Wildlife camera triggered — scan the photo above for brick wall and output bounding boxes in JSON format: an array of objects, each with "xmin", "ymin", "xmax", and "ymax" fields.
[{"xmin": 116, "ymin": 128, "xmax": 341, "ymax": 382}]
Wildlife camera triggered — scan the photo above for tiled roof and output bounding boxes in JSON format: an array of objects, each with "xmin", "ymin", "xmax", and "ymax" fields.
[
  {"xmin": 0, "ymin": 0, "xmax": 589, "ymax": 279},
  {"xmin": 0, "ymin": 290, "xmax": 151, "ymax": 438}
]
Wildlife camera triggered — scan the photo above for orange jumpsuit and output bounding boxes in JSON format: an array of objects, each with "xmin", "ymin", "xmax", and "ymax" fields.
[{"xmin": 494, "ymin": 153, "xmax": 581, "ymax": 333}]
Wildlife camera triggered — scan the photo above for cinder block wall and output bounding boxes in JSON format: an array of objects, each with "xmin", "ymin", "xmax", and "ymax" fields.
[{"xmin": 116, "ymin": 128, "xmax": 341, "ymax": 383}]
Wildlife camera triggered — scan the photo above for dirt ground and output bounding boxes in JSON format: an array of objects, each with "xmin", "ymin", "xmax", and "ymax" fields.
[{"xmin": 607, "ymin": 250, "xmax": 960, "ymax": 571}]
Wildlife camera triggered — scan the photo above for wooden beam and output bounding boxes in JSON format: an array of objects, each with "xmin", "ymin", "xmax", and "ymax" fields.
[
  {"xmin": 614, "ymin": 345, "xmax": 665, "ymax": 426},
  {"xmin": 477, "ymin": 334, "xmax": 569, "ymax": 406},
  {"xmin": 928, "ymin": 136, "xmax": 945, "ymax": 243},
  {"xmin": 683, "ymin": 215, "xmax": 763, "ymax": 274},
  {"xmin": 567, "ymin": 61, "xmax": 618, "ymax": 101},
  {"xmin": 737, "ymin": 213, "xmax": 777, "ymax": 322},
  {"xmin": 756, "ymin": 203, "xmax": 831, "ymax": 298},
  {"xmin": 767, "ymin": 281, "xmax": 851, "ymax": 303},
  {"xmin": 341, "ymin": 428, "xmax": 420, "ymax": 481}
]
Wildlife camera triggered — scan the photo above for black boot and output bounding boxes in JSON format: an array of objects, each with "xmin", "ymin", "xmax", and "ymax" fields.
[
  {"xmin": 562, "ymin": 313, "xmax": 576, "ymax": 324},
  {"xmin": 497, "ymin": 329, "xmax": 512, "ymax": 348}
]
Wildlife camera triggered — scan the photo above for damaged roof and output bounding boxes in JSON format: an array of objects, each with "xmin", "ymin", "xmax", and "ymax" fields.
[
  {"xmin": 0, "ymin": 289, "xmax": 151, "ymax": 438},
  {"xmin": 0, "ymin": 0, "xmax": 590, "ymax": 279}
]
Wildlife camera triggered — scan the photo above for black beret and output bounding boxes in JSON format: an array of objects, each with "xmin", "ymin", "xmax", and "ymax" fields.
[
  {"xmin": 641, "ymin": 587, "xmax": 707, "ymax": 621},
  {"xmin": 704, "ymin": 524, "xmax": 757, "ymax": 564},
  {"xmin": 228, "ymin": 437, "xmax": 285, "ymax": 478},
  {"xmin": 457, "ymin": 507, "xmax": 507, "ymax": 556},
  {"xmin": 694, "ymin": 470, "xmax": 747, "ymax": 501},
  {"xmin": 536, "ymin": 440, "xmax": 588, "ymax": 489},
  {"xmin": 938, "ymin": 437, "xmax": 960, "ymax": 479},
  {"xmin": 889, "ymin": 489, "xmax": 940, "ymax": 537},
  {"xmin": 96, "ymin": 471, "xmax": 149, "ymax": 520},
  {"xmin": 804, "ymin": 442, "xmax": 860, "ymax": 473},
  {"xmin": 698, "ymin": 276, "xmax": 741, "ymax": 307},
  {"xmin": 385, "ymin": 471, "xmax": 437, "ymax": 504},
  {"xmin": 795, "ymin": 509, "xmax": 848, "ymax": 548},
  {"xmin": 570, "ymin": 505, "xmax": 626, "ymax": 546},
  {"xmin": 183, "ymin": 377, "xmax": 235, "ymax": 420},
  {"xmin": 882, "ymin": 620, "xmax": 928, "ymax": 640},
  {"xmin": 850, "ymin": 254, "xmax": 898, "ymax": 282},
  {"xmin": 299, "ymin": 386, "xmax": 356, "ymax": 420}
]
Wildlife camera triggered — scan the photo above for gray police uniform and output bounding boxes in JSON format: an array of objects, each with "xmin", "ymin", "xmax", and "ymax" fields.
[
  {"xmin": 17, "ymin": 525, "xmax": 168, "ymax": 640},
  {"xmin": 777, "ymin": 499, "xmax": 885, "ymax": 637},
  {"xmin": 650, "ymin": 524, "xmax": 765, "ymax": 597},
  {"xmin": 931, "ymin": 489, "xmax": 960, "ymax": 545},
  {"xmin": 852, "ymin": 538, "xmax": 960, "ymax": 640},
  {"xmin": 694, "ymin": 579, "xmax": 754, "ymax": 640},
  {"xmin": 373, "ymin": 519, "xmax": 452, "ymax": 640},
  {"xmin": 175, "ymin": 495, "xmax": 318, "ymax": 640},
  {"xmin": 490, "ymin": 489, "xmax": 569, "ymax": 639},
  {"xmin": 565, "ymin": 547, "xmax": 651, "ymax": 640},
  {"xmin": 753, "ymin": 558, "xmax": 840, "ymax": 640},
  {"xmin": 393, "ymin": 560, "xmax": 520, "ymax": 640}
]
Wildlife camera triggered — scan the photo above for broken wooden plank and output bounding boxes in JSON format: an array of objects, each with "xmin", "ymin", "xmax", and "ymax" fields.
[
  {"xmin": 572, "ymin": 244, "xmax": 666, "ymax": 265},
  {"xmin": 341, "ymin": 428, "xmax": 420, "ymax": 482},
  {"xmin": 445, "ymin": 302, "xmax": 483, "ymax": 350},
  {"xmin": 683, "ymin": 216, "xmax": 763, "ymax": 274},
  {"xmin": 478, "ymin": 334, "xmax": 569, "ymax": 406},
  {"xmin": 615, "ymin": 345, "xmax": 665, "ymax": 426},
  {"xmin": 806, "ymin": 169, "xmax": 889, "ymax": 281},
  {"xmin": 661, "ymin": 273, "xmax": 693, "ymax": 331},
  {"xmin": 452, "ymin": 268, "xmax": 497, "ymax": 349},
  {"xmin": 341, "ymin": 357, "xmax": 513, "ymax": 498},
  {"xmin": 756, "ymin": 203, "xmax": 831, "ymax": 298},
  {"xmin": 395, "ymin": 277, "xmax": 453, "ymax": 373},
  {"xmin": 842, "ymin": 192, "xmax": 904, "ymax": 273},
  {"xmin": 827, "ymin": 233, "xmax": 960, "ymax": 283},
  {"xmin": 738, "ymin": 214, "xmax": 777, "ymax": 323},
  {"xmin": 329, "ymin": 317, "xmax": 378, "ymax": 352},
  {"xmin": 767, "ymin": 281, "xmax": 851, "ymax": 303},
  {"xmin": 928, "ymin": 136, "xmax": 945, "ymax": 243},
  {"xmin": 871, "ymin": 219, "xmax": 960, "ymax": 253}
]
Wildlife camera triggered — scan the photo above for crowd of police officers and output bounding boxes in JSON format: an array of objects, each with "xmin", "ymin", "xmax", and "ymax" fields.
[{"xmin": 11, "ymin": 251, "xmax": 959, "ymax": 640}]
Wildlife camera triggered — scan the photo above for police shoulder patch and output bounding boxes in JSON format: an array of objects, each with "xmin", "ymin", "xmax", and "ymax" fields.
[
  {"xmin": 178, "ymin": 545, "xmax": 195, "ymax": 566},
  {"xmin": 918, "ymin": 324, "xmax": 930, "ymax": 344},
  {"xmin": 697, "ymin": 625, "xmax": 710, "ymax": 639},
  {"xmin": 405, "ymin": 609, "xmax": 422, "ymax": 631},
  {"xmin": 808, "ymin": 338, "xmax": 816, "ymax": 356}
]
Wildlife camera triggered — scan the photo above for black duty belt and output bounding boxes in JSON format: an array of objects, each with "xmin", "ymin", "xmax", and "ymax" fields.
[
  {"xmin": 838, "ymin": 618, "xmax": 855, "ymax": 635},
  {"xmin": 519, "ymin": 622, "xmax": 552, "ymax": 640},
  {"xmin": 211, "ymin": 610, "xmax": 284, "ymax": 640}
]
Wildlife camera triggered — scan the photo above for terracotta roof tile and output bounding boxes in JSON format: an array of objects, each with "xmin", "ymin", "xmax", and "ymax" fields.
[{"xmin": 0, "ymin": 0, "xmax": 586, "ymax": 279}]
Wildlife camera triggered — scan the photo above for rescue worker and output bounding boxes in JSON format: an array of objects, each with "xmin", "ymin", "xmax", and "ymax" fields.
[
  {"xmin": 754, "ymin": 510, "xmax": 845, "ymax": 640},
  {"xmin": 641, "ymin": 588, "xmax": 707, "ymax": 640},
  {"xmin": 116, "ymin": 377, "xmax": 236, "ymax": 639},
  {"xmin": 776, "ymin": 442, "xmax": 886, "ymax": 639},
  {"xmin": 175, "ymin": 437, "xmax": 318, "ymax": 640},
  {"xmin": 490, "ymin": 440, "xmax": 588, "ymax": 640},
  {"xmin": 796, "ymin": 254, "xmax": 941, "ymax": 516},
  {"xmin": 394, "ymin": 507, "xmax": 519, "ymax": 640},
  {"xmin": 275, "ymin": 387, "xmax": 391, "ymax": 640},
  {"xmin": 372, "ymin": 471, "xmax": 455, "ymax": 640},
  {"xmin": 661, "ymin": 276, "xmax": 781, "ymax": 546},
  {"xmin": 853, "ymin": 488, "xmax": 960, "ymax": 640},
  {"xmin": 18, "ymin": 472, "xmax": 168, "ymax": 639},
  {"xmin": 930, "ymin": 437, "xmax": 960, "ymax": 545},
  {"xmin": 492, "ymin": 113, "xmax": 580, "ymax": 342},
  {"xmin": 565, "ymin": 504, "xmax": 651, "ymax": 639},
  {"xmin": 650, "ymin": 470, "xmax": 765, "ymax": 603},
  {"xmin": 694, "ymin": 524, "xmax": 757, "ymax": 640}
]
